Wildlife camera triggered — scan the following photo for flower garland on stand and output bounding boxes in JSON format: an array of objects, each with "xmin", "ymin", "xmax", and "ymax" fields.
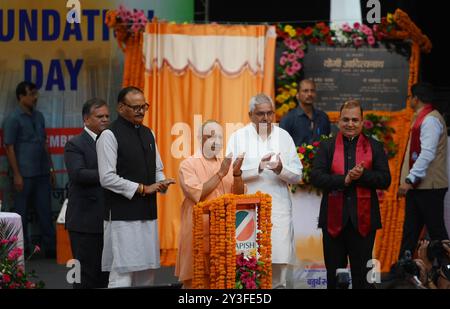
[
  {"xmin": 105, "ymin": 5, "xmax": 147, "ymax": 51},
  {"xmin": 105, "ymin": 5, "xmax": 148, "ymax": 89},
  {"xmin": 193, "ymin": 192, "xmax": 272, "ymax": 289}
]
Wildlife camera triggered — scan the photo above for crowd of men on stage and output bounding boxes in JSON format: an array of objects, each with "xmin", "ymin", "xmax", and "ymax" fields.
[{"xmin": 3, "ymin": 79, "xmax": 449, "ymax": 289}]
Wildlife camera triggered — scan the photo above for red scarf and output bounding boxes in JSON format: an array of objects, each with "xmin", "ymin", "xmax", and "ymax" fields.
[
  {"xmin": 327, "ymin": 132, "xmax": 372, "ymax": 238},
  {"xmin": 410, "ymin": 104, "xmax": 435, "ymax": 168}
]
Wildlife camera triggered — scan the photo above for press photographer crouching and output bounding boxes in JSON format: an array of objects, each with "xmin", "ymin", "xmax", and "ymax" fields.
[
  {"xmin": 416, "ymin": 239, "xmax": 450, "ymax": 289},
  {"xmin": 386, "ymin": 239, "xmax": 450, "ymax": 289}
]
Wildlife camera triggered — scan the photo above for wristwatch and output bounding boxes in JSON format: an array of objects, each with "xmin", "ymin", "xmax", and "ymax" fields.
[{"xmin": 405, "ymin": 178, "xmax": 413, "ymax": 185}]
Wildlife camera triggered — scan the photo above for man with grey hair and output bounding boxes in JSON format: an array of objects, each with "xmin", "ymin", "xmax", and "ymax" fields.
[{"xmin": 226, "ymin": 93, "xmax": 303, "ymax": 288}]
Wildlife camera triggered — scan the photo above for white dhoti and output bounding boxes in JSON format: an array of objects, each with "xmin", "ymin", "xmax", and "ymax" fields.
[{"xmin": 102, "ymin": 219, "xmax": 160, "ymax": 288}]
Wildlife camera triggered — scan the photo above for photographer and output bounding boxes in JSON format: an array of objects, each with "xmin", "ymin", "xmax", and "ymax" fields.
[
  {"xmin": 417, "ymin": 239, "xmax": 450, "ymax": 289},
  {"xmin": 386, "ymin": 250, "xmax": 427, "ymax": 289}
]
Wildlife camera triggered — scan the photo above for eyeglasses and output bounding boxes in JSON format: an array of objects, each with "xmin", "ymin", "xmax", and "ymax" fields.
[
  {"xmin": 121, "ymin": 102, "xmax": 150, "ymax": 112},
  {"xmin": 254, "ymin": 111, "xmax": 274, "ymax": 117}
]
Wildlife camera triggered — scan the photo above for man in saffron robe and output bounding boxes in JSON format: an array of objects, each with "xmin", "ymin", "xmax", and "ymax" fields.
[
  {"xmin": 311, "ymin": 100, "xmax": 391, "ymax": 289},
  {"xmin": 176, "ymin": 120, "xmax": 245, "ymax": 288}
]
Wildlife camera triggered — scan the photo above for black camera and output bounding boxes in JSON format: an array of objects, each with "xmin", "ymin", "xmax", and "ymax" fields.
[
  {"xmin": 426, "ymin": 240, "xmax": 449, "ymax": 264},
  {"xmin": 395, "ymin": 250, "xmax": 420, "ymax": 278},
  {"xmin": 427, "ymin": 240, "xmax": 450, "ymax": 282}
]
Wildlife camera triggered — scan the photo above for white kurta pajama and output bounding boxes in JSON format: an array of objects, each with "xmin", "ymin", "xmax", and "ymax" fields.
[
  {"xmin": 227, "ymin": 124, "xmax": 302, "ymax": 287},
  {"xmin": 97, "ymin": 129, "xmax": 166, "ymax": 288}
]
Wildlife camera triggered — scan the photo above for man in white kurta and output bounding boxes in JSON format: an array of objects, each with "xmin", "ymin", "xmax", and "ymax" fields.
[
  {"xmin": 97, "ymin": 87, "xmax": 175, "ymax": 288},
  {"xmin": 227, "ymin": 94, "xmax": 302, "ymax": 288}
]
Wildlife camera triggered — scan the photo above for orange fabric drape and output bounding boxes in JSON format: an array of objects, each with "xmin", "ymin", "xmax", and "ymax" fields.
[{"xmin": 139, "ymin": 22, "xmax": 275, "ymax": 266}]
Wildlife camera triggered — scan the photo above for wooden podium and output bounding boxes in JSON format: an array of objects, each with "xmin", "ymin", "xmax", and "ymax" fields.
[{"xmin": 192, "ymin": 192, "xmax": 272, "ymax": 289}]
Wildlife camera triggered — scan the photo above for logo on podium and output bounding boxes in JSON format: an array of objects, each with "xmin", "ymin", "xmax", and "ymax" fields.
[{"xmin": 235, "ymin": 210, "xmax": 257, "ymax": 254}]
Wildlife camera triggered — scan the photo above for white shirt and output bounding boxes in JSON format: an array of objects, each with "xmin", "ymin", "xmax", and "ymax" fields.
[
  {"xmin": 84, "ymin": 126, "xmax": 97, "ymax": 141},
  {"xmin": 226, "ymin": 124, "xmax": 302, "ymax": 264},
  {"xmin": 408, "ymin": 115, "xmax": 444, "ymax": 183}
]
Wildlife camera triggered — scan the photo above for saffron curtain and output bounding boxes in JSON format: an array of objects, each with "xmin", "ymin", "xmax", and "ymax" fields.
[{"xmin": 141, "ymin": 21, "xmax": 276, "ymax": 265}]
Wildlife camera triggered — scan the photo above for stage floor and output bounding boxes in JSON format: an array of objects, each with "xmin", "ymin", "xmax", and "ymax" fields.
[{"xmin": 26, "ymin": 256, "xmax": 180, "ymax": 289}]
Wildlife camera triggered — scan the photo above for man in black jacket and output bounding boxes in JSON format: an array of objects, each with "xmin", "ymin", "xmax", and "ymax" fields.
[
  {"xmin": 311, "ymin": 100, "xmax": 391, "ymax": 289},
  {"xmin": 96, "ymin": 87, "xmax": 176, "ymax": 288},
  {"xmin": 64, "ymin": 98, "xmax": 110, "ymax": 288}
]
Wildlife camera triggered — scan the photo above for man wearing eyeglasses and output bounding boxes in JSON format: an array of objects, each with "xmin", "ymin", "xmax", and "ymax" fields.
[
  {"xmin": 96, "ymin": 86, "xmax": 176, "ymax": 288},
  {"xmin": 226, "ymin": 93, "xmax": 303, "ymax": 288},
  {"xmin": 2, "ymin": 81, "xmax": 56, "ymax": 259},
  {"xmin": 311, "ymin": 100, "xmax": 391, "ymax": 289}
]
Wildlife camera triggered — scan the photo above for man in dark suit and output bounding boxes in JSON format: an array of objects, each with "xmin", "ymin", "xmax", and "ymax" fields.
[
  {"xmin": 64, "ymin": 98, "xmax": 110, "ymax": 288},
  {"xmin": 311, "ymin": 100, "xmax": 391, "ymax": 289}
]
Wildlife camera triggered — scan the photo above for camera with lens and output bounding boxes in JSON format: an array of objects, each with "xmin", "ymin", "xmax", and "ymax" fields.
[
  {"xmin": 426, "ymin": 240, "xmax": 450, "ymax": 283},
  {"xmin": 394, "ymin": 250, "xmax": 420, "ymax": 278}
]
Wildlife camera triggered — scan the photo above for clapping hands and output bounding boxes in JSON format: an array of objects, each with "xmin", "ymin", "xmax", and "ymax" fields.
[
  {"xmin": 219, "ymin": 153, "xmax": 246, "ymax": 178},
  {"xmin": 345, "ymin": 161, "xmax": 365, "ymax": 185},
  {"xmin": 260, "ymin": 152, "xmax": 282, "ymax": 175}
]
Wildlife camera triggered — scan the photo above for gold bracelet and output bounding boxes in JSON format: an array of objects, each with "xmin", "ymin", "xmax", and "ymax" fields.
[{"xmin": 141, "ymin": 184, "xmax": 146, "ymax": 197}]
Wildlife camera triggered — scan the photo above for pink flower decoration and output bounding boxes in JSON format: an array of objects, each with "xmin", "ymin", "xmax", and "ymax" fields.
[
  {"xmin": 7, "ymin": 247, "xmax": 23, "ymax": 261},
  {"xmin": 287, "ymin": 53, "xmax": 297, "ymax": 62},
  {"xmin": 353, "ymin": 22, "xmax": 361, "ymax": 30},
  {"xmin": 296, "ymin": 48, "xmax": 305, "ymax": 59},
  {"xmin": 291, "ymin": 61, "xmax": 302, "ymax": 72},
  {"xmin": 364, "ymin": 120, "xmax": 374, "ymax": 129},
  {"xmin": 131, "ymin": 23, "xmax": 142, "ymax": 33},
  {"xmin": 367, "ymin": 36, "xmax": 376, "ymax": 46},
  {"xmin": 342, "ymin": 23, "xmax": 352, "ymax": 33},
  {"xmin": 279, "ymin": 56, "xmax": 287, "ymax": 66},
  {"xmin": 284, "ymin": 38, "xmax": 293, "ymax": 48},
  {"xmin": 117, "ymin": 5, "xmax": 129, "ymax": 21},
  {"xmin": 25, "ymin": 281, "xmax": 35, "ymax": 289},
  {"xmin": 285, "ymin": 66, "xmax": 296, "ymax": 76},
  {"xmin": 361, "ymin": 25, "xmax": 373, "ymax": 36},
  {"xmin": 288, "ymin": 39, "xmax": 300, "ymax": 50},
  {"xmin": 353, "ymin": 37, "xmax": 364, "ymax": 47}
]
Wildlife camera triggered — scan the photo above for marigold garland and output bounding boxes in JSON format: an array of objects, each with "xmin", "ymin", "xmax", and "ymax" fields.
[{"xmin": 192, "ymin": 192, "xmax": 272, "ymax": 289}]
